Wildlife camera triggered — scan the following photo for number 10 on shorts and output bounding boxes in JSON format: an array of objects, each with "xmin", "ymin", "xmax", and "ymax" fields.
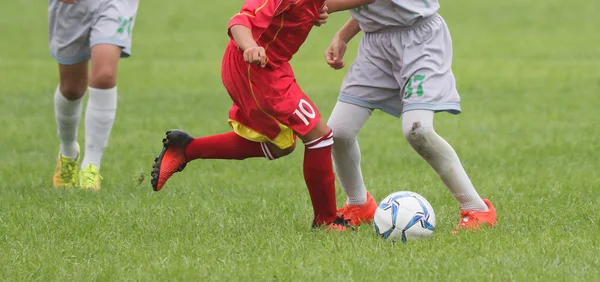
[{"xmin": 293, "ymin": 99, "xmax": 316, "ymax": 126}]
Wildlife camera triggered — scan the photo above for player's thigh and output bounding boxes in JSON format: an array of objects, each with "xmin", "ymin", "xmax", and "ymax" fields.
[
  {"xmin": 88, "ymin": 0, "xmax": 139, "ymax": 87},
  {"xmin": 240, "ymin": 63, "xmax": 326, "ymax": 144},
  {"xmin": 267, "ymin": 82, "xmax": 329, "ymax": 143},
  {"xmin": 231, "ymin": 65, "xmax": 328, "ymax": 146},
  {"xmin": 398, "ymin": 16, "xmax": 461, "ymax": 114},
  {"xmin": 58, "ymin": 61, "xmax": 89, "ymax": 99}
]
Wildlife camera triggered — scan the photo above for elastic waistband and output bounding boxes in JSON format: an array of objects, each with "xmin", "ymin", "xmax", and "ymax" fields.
[{"xmin": 365, "ymin": 13, "xmax": 440, "ymax": 34}]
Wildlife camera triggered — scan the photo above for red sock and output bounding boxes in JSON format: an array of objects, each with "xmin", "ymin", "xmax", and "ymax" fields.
[
  {"xmin": 185, "ymin": 132, "xmax": 269, "ymax": 160},
  {"xmin": 303, "ymin": 130, "xmax": 337, "ymax": 225}
]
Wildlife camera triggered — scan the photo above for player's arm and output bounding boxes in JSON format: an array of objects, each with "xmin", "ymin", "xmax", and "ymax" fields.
[
  {"xmin": 325, "ymin": 17, "xmax": 361, "ymax": 70},
  {"xmin": 228, "ymin": 0, "xmax": 288, "ymax": 67},
  {"xmin": 326, "ymin": 0, "xmax": 376, "ymax": 13},
  {"xmin": 230, "ymin": 26, "xmax": 259, "ymax": 53},
  {"xmin": 230, "ymin": 25, "xmax": 267, "ymax": 67},
  {"xmin": 334, "ymin": 16, "xmax": 362, "ymax": 43},
  {"xmin": 228, "ymin": 0, "xmax": 285, "ymax": 48}
]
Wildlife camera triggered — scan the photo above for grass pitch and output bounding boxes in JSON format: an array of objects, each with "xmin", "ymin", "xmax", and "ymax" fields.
[{"xmin": 1, "ymin": 0, "xmax": 599, "ymax": 280}]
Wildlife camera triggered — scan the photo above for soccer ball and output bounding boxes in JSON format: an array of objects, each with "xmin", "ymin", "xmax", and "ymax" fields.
[{"xmin": 373, "ymin": 191, "xmax": 436, "ymax": 243}]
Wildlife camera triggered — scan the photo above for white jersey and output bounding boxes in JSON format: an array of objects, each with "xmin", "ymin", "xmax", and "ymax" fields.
[{"xmin": 349, "ymin": 0, "xmax": 440, "ymax": 32}]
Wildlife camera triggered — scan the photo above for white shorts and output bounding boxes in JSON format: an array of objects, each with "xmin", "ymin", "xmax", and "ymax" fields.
[
  {"xmin": 339, "ymin": 14, "xmax": 461, "ymax": 117},
  {"xmin": 48, "ymin": 0, "xmax": 139, "ymax": 65}
]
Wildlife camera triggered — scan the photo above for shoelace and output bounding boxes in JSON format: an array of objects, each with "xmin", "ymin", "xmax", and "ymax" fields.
[
  {"xmin": 60, "ymin": 160, "xmax": 77, "ymax": 181},
  {"xmin": 458, "ymin": 211, "xmax": 476, "ymax": 225},
  {"xmin": 81, "ymin": 170, "xmax": 101, "ymax": 186},
  {"xmin": 336, "ymin": 205, "xmax": 349, "ymax": 214}
]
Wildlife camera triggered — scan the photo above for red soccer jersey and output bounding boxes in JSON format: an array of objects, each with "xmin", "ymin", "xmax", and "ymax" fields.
[{"xmin": 228, "ymin": 0, "xmax": 326, "ymax": 65}]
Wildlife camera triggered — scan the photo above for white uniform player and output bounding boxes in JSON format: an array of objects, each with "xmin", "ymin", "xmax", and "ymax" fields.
[
  {"xmin": 324, "ymin": 0, "xmax": 497, "ymax": 231},
  {"xmin": 49, "ymin": 0, "xmax": 139, "ymax": 190}
]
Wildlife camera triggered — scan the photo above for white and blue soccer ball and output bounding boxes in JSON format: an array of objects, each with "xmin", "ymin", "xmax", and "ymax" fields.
[{"xmin": 373, "ymin": 191, "xmax": 436, "ymax": 243}]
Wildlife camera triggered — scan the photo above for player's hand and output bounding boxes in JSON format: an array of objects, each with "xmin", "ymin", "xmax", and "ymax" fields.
[
  {"xmin": 315, "ymin": 5, "xmax": 329, "ymax": 27},
  {"xmin": 243, "ymin": 46, "xmax": 267, "ymax": 68},
  {"xmin": 325, "ymin": 37, "xmax": 347, "ymax": 70},
  {"xmin": 60, "ymin": 0, "xmax": 78, "ymax": 3}
]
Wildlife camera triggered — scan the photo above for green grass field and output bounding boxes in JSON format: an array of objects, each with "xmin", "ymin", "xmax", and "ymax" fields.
[{"xmin": 1, "ymin": 0, "xmax": 599, "ymax": 281}]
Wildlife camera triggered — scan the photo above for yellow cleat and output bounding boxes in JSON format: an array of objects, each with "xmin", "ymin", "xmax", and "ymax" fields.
[
  {"xmin": 79, "ymin": 164, "xmax": 102, "ymax": 191},
  {"xmin": 53, "ymin": 149, "xmax": 80, "ymax": 188}
]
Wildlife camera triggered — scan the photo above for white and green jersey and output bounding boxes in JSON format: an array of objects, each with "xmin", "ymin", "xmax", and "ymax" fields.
[{"xmin": 350, "ymin": 0, "xmax": 440, "ymax": 32}]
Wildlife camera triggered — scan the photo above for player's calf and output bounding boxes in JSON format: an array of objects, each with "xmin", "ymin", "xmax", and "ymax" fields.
[
  {"xmin": 297, "ymin": 120, "xmax": 346, "ymax": 228},
  {"xmin": 151, "ymin": 130, "xmax": 295, "ymax": 191},
  {"xmin": 327, "ymin": 102, "xmax": 373, "ymax": 207},
  {"xmin": 403, "ymin": 110, "xmax": 492, "ymax": 222}
]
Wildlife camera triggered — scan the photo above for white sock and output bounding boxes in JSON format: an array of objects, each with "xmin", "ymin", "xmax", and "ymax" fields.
[
  {"xmin": 327, "ymin": 101, "xmax": 372, "ymax": 206},
  {"xmin": 81, "ymin": 86, "xmax": 117, "ymax": 170},
  {"xmin": 402, "ymin": 110, "xmax": 488, "ymax": 212},
  {"xmin": 54, "ymin": 86, "xmax": 83, "ymax": 159}
]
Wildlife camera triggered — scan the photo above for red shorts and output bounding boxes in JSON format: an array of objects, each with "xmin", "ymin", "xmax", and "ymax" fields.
[{"xmin": 221, "ymin": 42, "xmax": 321, "ymax": 149}]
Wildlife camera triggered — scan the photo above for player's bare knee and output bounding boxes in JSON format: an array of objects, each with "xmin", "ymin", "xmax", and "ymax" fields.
[
  {"xmin": 59, "ymin": 82, "xmax": 87, "ymax": 100},
  {"xmin": 90, "ymin": 68, "xmax": 117, "ymax": 89},
  {"xmin": 267, "ymin": 142, "xmax": 296, "ymax": 159},
  {"xmin": 277, "ymin": 142, "xmax": 297, "ymax": 157}
]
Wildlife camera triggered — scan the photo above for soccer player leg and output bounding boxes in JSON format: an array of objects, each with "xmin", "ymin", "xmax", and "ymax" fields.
[
  {"xmin": 401, "ymin": 110, "xmax": 496, "ymax": 231},
  {"xmin": 53, "ymin": 62, "xmax": 87, "ymax": 188},
  {"xmin": 181, "ymin": 74, "xmax": 298, "ymax": 162},
  {"xmin": 399, "ymin": 15, "xmax": 496, "ymax": 230},
  {"xmin": 150, "ymin": 121, "xmax": 296, "ymax": 192},
  {"xmin": 55, "ymin": 63, "xmax": 87, "ymax": 161},
  {"xmin": 328, "ymin": 34, "xmax": 398, "ymax": 224},
  {"xmin": 328, "ymin": 101, "xmax": 371, "ymax": 205},
  {"xmin": 49, "ymin": 0, "xmax": 91, "ymax": 187},
  {"xmin": 151, "ymin": 83, "xmax": 298, "ymax": 192},
  {"xmin": 327, "ymin": 101, "xmax": 378, "ymax": 226},
  {"xmin": 183, "ymin": 107, "xmax": 297, "ymax": 162},
  {"xmin": 150, "ymin": 127, "xmax": 287, "ymax": 192},
  {"xmin": 186, "ymin": 104, "xmax": 297, "ymax": 161},
  {"xmin": 76, "ymin": 0, "xmax": 139, "ymax": 189},
  {"xmin": 278, "ymin": 88, "xmax": 348, "ymax": 230}
]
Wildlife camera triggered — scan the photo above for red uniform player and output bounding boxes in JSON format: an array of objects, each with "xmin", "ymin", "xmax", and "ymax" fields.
[{"xmin": 151, "ymin": 0, "xmax": 374, "ymax": 231}]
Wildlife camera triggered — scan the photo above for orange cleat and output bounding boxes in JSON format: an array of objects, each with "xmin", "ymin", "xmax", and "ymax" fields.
[
  {"xmin": 151, "ymin": 130, "xmax": 193, "ymax": 191},
  {"xmin": 453, "ymin": 199, "xmax": 497, "ymax": 233},
  {"xmin": 337, "ymin": 192, "xmax": 378, "ymax": 226},
  {"xmin": 312, "ymin": 217, "xmax": 355, "ymax": 232}
]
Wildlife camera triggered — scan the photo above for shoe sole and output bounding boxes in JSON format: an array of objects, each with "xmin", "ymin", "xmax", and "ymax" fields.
[
  {"xmin": 151, "ymin": 130, "xmax": 192, "ymax": 191},
  {"xmin": 311, "ymin": 217, "xmax": 356, "ymax": 231}
]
